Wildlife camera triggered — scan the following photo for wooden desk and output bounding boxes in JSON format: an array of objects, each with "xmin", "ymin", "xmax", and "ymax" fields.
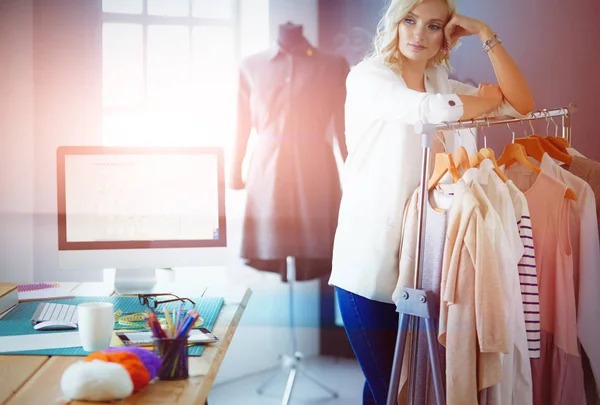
[{"xmin": 0, "ymin": 282, "xmax": 252, "ymax": 405}]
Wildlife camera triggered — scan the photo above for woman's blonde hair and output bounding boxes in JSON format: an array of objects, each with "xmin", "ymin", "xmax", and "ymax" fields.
[{"xmin": 371, "ymin": 0, "xmax": 457, "ymax": 73}]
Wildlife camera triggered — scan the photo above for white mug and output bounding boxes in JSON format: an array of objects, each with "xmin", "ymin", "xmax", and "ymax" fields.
[{"xmin": 77, "ymin": 302, "xmax": 114, "ymax": 352}]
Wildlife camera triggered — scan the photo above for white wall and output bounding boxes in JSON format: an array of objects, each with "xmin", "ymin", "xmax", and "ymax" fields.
[
  {"xmin": 0, "ymin": 0, "xmax": 35, "ymax": 283},
  {"xmin": 31, "ymin": 1, "xmax": 104, "ymax": 284}
]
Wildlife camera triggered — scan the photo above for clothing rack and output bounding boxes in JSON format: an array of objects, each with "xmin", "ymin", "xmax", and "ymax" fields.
[
  {"xmin": 386, "ymin": 105, "xmax": 574, "ymax": 405},
  {"xmin": 415, "ymin": 105, "xmax": 573, "ymax": 144}
]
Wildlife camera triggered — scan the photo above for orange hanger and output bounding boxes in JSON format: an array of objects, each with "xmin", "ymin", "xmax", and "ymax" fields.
[
  {"xmin": 428, "ymin": 152, "xmax": 460, "ymax": 191},
  {"xmin": 497, "ymin": 142, "xmax": 541, "ymax": 173},
  {"xmin": 449, "ymin": 124, "xmax": 470, "ymax": 174},
  {"xmin": 523, "ymin": 117, "xmax": 572, "ymax": 164},
  {"xmin": 529, "ymin": 135, "xmax": 572, "ymax": 165},
  {"xmin": 479, "ymin": 147, "xmax": 495, "ymax": 159},
  {"xmin": 454, "ymin": 146, "xmax": 471, "ymax": 174},
  {"xmin": 479, "ymin": 147, "xmax": 509, "ymax": 182},
  {"xmin": 545, "ymin": 136, "xmax": 569, "ymax": 154},
  {"xmin": 549, "ymin": 136, "xmax": 570, "ymax": 149},
  {"xmin": 497, "ymin": 143, "xmax": 577, "ymax": 201},
  {"xmin": 542, "ymin": 114, "xmax": 570, "ymax": 149},
  {"xmin": 497, "ymin": 124, "xmax": 539, "ymax": 169},
  {"xmin": 469, "ymin": 151, "xmax": 484, "ymax": 168},
  {"xmin": 514, "ymin": 137, "xmax": 545, "ymax": 162},
  {"xmin": 565, "ymin": 187, "xmax": 577, "ymax": 201}
]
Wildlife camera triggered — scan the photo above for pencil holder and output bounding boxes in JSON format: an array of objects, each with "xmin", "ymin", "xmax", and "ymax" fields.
[{"xmin": 153, "ymin": 336, "xmax": 189, "ymax": 380}]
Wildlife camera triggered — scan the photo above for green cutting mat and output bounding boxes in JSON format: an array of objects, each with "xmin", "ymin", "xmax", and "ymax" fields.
[{"xmin": 0, "ymin": 296, "xmax": 224, "ymax": 356}]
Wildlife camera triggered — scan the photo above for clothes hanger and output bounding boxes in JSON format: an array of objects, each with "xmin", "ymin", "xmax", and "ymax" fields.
[
  {"xmin": 428, "ymin": 153, "xmax": 461, "ymax": 191},
  {"xmin": 479, "ymin": 118, "xmax": 496, "ymax": 164},
  {"xmin": 514, "ymin": 135, "xmax": 545, "ymax": 162},
  {"xmin": 475, "ymin": 118, "xmax": 508, "ymax": 182},
  {"xmin": 545, "ymin": 136, "xmax": 569, "ymax": 154},
  {"xmin": 478, "ymin": 148, "xmax": 509, "ymax": 183},
  {"xmin": 469, "ymin": 151, "xmax": 484, "ymax": 168},
  {"xmin": 497, "ymin": 124, "xmax": 577, "ymax": 201},
  {"xmin": 524, "ymin": 113, "xmax": 572, "ymax": 164},
  {"xmin": 497, "ymin": 142, "xmax": 540, "ymax": 172},
  {"xmin": 468, "ymin": 119, "xmax": 485, "ymax": 167},
  {"xmin": 513, "ymin": 117, "xmax": 545, "ymax": 162},
  {"xmin": 549, "ymin": 136, "xmax": 570, "ymax": 149},
  {"xmin": 428, "ymin": 131, "xmax": 460, "ymax": 191},
  {"xmin": 497, "ymin": 123, "xmax": 543, "ymax": 171},
  {"xmin": 529, "ymin": 135, "xmax": 572, "ymax": 164},
  {"xmin": 451, "ymin": 123, "xmax": 470, "ymax": 174},
  {"xmin": 541, "ymin": 110, "xmax": 570, "ymax": 149}
]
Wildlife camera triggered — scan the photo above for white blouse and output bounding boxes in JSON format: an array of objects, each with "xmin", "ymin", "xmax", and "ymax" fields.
[{"xmin": 329, "ymin": 57, "xmax": 521, "ymax": 303}]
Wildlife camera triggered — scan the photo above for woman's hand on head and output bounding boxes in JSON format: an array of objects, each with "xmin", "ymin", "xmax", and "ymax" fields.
[{"xmin": 444, "ymin": 14, "xmax": 489, "ymax": 47}]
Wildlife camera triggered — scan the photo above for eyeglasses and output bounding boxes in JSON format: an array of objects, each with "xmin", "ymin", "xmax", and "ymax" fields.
[{"xmin": 137, "ymin": 293, "xmax": 195, "ymax": 309}]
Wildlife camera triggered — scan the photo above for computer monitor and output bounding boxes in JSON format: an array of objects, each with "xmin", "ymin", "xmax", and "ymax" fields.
[{"xmin": 56, "ymin": 146, "xmax": 228, "ymax": 294}]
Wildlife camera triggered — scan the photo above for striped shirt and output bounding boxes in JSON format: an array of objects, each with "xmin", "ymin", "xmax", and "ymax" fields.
[{"xmin": 506, "ymin": 181, "xmax": 541, "ymax": 358}]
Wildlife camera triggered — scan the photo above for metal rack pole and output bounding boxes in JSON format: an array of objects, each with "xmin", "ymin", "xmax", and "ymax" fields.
[
  {"xmin": 412, "ymin": 129, "xmax": 433, "ymax": 349},
  {"xmin": 561, "ymin": 111, "xmax": 572, "ymax": 144},
  {"xmin": 386, "ymin": 127, "xmax": 445, "ymax": 405},
  {"xmin": 407, "ymin": 128, "xmax": 434, "ymax": 404},
  {"xmin": 415, "ymin": 107, "xmax": 570, "ymax": 134}
]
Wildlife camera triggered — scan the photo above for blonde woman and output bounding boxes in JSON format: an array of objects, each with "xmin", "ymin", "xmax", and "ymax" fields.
[{"xmin": 328, "ymin": 0, "xmax": 534, "ymax": 403}]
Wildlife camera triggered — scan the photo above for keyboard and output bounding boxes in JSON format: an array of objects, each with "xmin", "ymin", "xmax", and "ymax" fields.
[{"xmin": 31, "ymin": 302, "xmax": 78, "ymax": 326}]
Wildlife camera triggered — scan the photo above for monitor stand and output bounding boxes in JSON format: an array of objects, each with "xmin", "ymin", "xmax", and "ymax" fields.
[{"xmin": 113, "ymin": 268, "xmax": 174, "ymax": 295}]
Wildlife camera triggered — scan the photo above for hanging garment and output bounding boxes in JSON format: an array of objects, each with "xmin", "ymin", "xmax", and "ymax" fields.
[
  {"xmin": 231, "ymin": 38, "xmax": 350, "ymax": 281},
  {"xmin": 568, "ymin": 156, "xmax": 600, "ymax": 232},
  {"xmin": 476, "ymin": 160, "xmax": 524, "ymax": 261},
  {"xmin": 540, "ymin": 153, "xmax": 600, "ymax": 400},
  {"xmin": 393, "ymin": 185, "xmax": 453, "ymax": 405},
  {"xmin": 504, "ymin": 166, "xmax": 585, "ymax": 405},
  {"xmin": 439, "ymin": 180, "xmax": 508, "ymax": 405},
  {"xmin": 567, "ymin": 148, "xmax": 586, "ymax": 158},
  {"xmin": 463, "ymin": 166, "xmax": 533, "ymax": 405},
  {"xmin": 505, "ymin": 180, "xmax": 542, "ymax": 357}
]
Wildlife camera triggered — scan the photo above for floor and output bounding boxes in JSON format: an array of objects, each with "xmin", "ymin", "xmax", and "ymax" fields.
[{"xmin": 208, "ymin": 356, "xmax": 365, "ymax": 405}]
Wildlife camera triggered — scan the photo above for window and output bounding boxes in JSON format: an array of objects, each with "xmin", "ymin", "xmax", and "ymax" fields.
[{"xmin": 101, "ymin": 0, "xmax": 269, "ymax": 148}]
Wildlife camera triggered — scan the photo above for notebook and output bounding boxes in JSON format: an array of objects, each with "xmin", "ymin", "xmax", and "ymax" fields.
[
  {"xmin": 0, "ymin": 332, "xmax": 81, "ymax": 353},
  {"xmin": 18, "ymin": 283, "xmax": 74, "ymax": 302},
  {"xmin": 0, "ymin": 284, "xmax": 18, "ymax": 317}
]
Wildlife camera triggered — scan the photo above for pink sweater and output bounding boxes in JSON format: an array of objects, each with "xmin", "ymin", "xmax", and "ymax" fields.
[{"xmin": 505, "ymin": 167, "xmax": 585, "ymax": 405}]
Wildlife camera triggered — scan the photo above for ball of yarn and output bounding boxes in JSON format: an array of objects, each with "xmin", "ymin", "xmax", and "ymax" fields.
[
  {"xmin": 85, "ymin": 350, "xmax": 150, "ymax": 392},
  {"xmin": 104, "ymin": 346, "xmax": 161, "ymax": 380},
  {"xmin": 61, "ymin": 360, "xmax": 133, "ymax": 401}
]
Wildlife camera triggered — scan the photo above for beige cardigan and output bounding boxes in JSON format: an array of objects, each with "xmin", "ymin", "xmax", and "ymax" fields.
[
  {"xmin": 393, "ymin": 182, "xmax": 510, "ymax": 405},
  {"xmin": 439, "ymin": 181, "xmax": 509, "ymax": 405}
]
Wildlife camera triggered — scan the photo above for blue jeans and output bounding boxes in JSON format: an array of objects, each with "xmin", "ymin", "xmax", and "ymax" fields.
[{"xmin": 336, "ymin": 287, "xmax": 399, "ymax": 405}]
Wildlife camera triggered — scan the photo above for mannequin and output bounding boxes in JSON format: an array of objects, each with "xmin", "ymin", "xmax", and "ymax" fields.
[
  {"xmin": 277, "ymin": 22, "xmax": 304, "ymax": 50},
  {"xmin": 230, "ymin": 21, "xmax": 350, "ymax": 283},
  {"xmin": 231, "ymin": 22, "xmax": 349, "ymax": 404}
]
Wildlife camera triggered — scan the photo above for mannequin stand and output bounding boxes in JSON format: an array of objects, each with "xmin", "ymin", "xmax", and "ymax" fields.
[{"xmin": 256, "ymin": 256, "xmax": 339, "ymax": 405}]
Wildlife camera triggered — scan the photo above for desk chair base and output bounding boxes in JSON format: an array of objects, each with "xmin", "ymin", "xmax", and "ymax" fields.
[{"xmin": 256, "ymin": 351, "xmax": 339, "ymax": 405}]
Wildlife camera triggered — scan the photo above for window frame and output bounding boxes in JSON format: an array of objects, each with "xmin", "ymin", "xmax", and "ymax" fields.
[{"xmin": 101, "ymin": 0, "xmax": 241, "ymax": 118}]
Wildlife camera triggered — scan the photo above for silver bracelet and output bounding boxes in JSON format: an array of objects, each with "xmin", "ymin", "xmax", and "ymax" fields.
[{"xmin": 483, "ymin": 32, "xmax": 502, "ymax": 53}]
